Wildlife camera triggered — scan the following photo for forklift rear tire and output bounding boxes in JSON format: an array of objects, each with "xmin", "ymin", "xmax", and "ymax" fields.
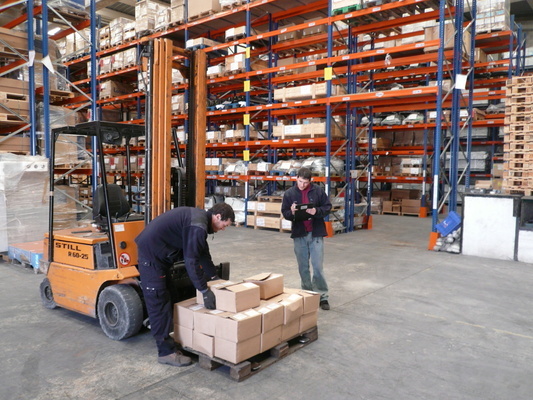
[
  {"xmin": 97, "ymin": 284, "xmax": 143, "ymax": 341},
  {"xmin": 40, "ymin": 278, "xmax": 57, "ymax": 309}
]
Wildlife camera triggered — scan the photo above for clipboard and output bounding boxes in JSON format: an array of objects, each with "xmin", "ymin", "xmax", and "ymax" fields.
[{"xmin": 294, "ymin": 203, "xmax": 313, "ymax": 221}]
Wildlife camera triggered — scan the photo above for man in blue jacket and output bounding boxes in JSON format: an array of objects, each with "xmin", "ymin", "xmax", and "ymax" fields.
[
  {"xmin": 281, "ymin": 167, "xmax": 332, "ymax": 311},
  {"xmin": 135, "ymin": 203, "xmax": 234, "ymax": 367}
]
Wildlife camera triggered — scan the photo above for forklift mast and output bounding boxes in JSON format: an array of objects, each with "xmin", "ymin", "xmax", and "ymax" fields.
[{"xmin": 146, "ymin": 40, "xmax": 208, "ymax": 221}]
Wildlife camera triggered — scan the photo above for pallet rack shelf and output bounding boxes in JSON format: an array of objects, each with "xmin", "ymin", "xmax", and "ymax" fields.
[{"xmin": 10, "ymin": 0, "xmax": 522, "ymax": 234}]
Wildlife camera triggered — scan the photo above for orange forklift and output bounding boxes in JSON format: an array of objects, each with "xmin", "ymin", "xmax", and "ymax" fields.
[{"xmin": 39, "ymin": 46, "xmax": 228, "ymax": 340}]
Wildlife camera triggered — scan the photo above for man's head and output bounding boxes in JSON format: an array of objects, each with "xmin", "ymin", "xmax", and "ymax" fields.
[
  {"xmin": 209, "ymin": 203, "xmax": 235, "ymax": 232},
  {"xmin": 296, "ymin": 167, "xmax": 312, "ymax": 191}
]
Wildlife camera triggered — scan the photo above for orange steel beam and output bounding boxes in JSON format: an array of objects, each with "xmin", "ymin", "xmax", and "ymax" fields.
[
  {"xmin": 50, "ymin": 19, "xmax": 92, "ymax": 40},
  {"xmin": 2, "ymin": 5, "xmax": 42, "ymax": 29}
]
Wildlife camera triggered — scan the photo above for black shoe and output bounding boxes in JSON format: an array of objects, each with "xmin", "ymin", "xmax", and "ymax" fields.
[
  {"xmin": 320, "ymin": 300, "xmax": 330, "ymax": 310},
  {"xmin": 158, "ymin": 351, "xmax": 192, "ymax": 367}
]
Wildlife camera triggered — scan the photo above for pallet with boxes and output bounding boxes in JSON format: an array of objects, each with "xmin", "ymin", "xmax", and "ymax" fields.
[
  {"xmin": 503, "ymin": 76, "xmax": 533, "ymax": 196},
  {"xmin": 173, "ymin": 273, "xmax": 319, "ymax": 381},
  {"xmin": 375, "ymin": 189, "xmax": 426, "ymax": 217},
  {"xmin": 247, "ymin": 196, "xmax": 291, "ymax": 232}
]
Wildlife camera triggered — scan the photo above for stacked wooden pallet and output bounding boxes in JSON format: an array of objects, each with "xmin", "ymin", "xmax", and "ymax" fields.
[{"xmin": 503, "ymin": 76, "xmax": 533, "ymax": 196}]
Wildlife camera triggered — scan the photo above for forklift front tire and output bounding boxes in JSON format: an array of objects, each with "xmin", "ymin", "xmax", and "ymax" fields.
[
  {"xmin": 40, "ymin": 278, "xmax": 57, "ymax": 309},
  {"xmin": 97, "ymin": 284, "xmax": 143, "ymax": 341}
]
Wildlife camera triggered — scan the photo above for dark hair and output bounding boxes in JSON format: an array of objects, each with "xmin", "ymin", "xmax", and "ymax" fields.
[
  {"xmin": 297, "ymin": 167, "xmax": 312, "ymax": 181},
  {"xmin": 209, "ymin": 202, "xmax": 235, "ymax": 222}
]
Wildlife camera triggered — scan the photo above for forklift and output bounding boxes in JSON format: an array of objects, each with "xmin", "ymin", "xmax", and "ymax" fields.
[{"xmin": 39, "ymin": 45, "xmax": 228, "ymax": 340}]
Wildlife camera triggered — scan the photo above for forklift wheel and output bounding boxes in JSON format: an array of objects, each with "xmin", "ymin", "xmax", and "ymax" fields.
[
  {"xmin": 97, "ymin": 285, "xmax": 143, "ymax": 341},
  {"xmin": 40, "ymin": 278, "xmax": 57, "ymax": 309}
]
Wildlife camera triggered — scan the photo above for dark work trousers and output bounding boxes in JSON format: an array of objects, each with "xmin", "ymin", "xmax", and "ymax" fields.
[{"xmin": 138, "ymin": 259, "xmax": 176, "ymax": 357}]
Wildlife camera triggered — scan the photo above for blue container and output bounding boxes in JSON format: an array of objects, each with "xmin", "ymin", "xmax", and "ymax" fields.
[{"xmin": 436, "ymin": 211, "xmax": 461, "ymax": 236}]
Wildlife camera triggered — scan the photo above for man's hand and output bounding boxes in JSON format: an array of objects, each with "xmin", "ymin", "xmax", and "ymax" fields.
[
  {"xmin": 306, "ymin": 207, "xmax": 316, "ymax": 216},
  {"xmin": 203, "ymin": 289, "xmax": 216, "ymax": 309},
  {"xmin": 291, "ymin": 201, "xmax": 297, "ymax": 215},
  {"xmin": 209, "ymin": 275, "xmax": 221, "ymax": 281}
]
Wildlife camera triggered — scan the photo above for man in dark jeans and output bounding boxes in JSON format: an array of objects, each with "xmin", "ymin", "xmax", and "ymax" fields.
[
  {"xmin": 135, "ymin": 203, "xmax": 235, "ymax": 366},
  {"xmin": 281, "ymin": 167, "xmax": 332, "ymax": 310}
]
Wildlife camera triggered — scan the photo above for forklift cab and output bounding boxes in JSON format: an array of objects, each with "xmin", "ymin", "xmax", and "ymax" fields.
[
  {"xmin": 40, "ymin": 121, "xmax": 230, "ymax": 341},
  {"xmin": 40, "ymin": 121, "xmax": 147, "ymax": 340}
]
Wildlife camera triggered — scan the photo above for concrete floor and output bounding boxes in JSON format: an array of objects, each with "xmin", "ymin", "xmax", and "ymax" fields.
[{"xmin": 1, "ymin": 214, "xmax": 533, "ymax": 400}]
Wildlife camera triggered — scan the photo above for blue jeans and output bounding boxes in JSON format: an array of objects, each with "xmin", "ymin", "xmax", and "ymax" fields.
[{"xmin": 293, "ymin": 232, "xmax": 328, "ymax": 301}]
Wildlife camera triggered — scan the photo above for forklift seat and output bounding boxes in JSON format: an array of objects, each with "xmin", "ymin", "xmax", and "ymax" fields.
[{"xmin": 93, "ymin": 184, "xmax": 141, "ymax": 229}]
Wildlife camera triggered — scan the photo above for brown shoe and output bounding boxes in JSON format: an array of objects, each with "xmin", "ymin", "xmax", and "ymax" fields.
[{"xmin": 158, "ymin": 351, "xmax": 192, "ymax": 367}]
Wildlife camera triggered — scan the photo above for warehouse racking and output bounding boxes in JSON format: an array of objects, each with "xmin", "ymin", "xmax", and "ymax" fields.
[{"xmin": 1, "ymin": 0, "xmax": 526, "ymax": 237}]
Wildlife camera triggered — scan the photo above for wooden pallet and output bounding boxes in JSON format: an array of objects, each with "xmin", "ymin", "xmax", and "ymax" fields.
[
  {"xmin": 382, "ymin": 210, "xmax": 402, "ymax": 215},
  {"xmin": 506, "ymin": 95, "xmax": 533, "ymax": 104},
  {"xmin": 256, "ymin": 195, "xmax": 283, "ymax": 202},
  {"xmin": 506, "ymin": 104, "xmax": 533, "ymax": 114},
  {"xmin": 184, "ymin": 327, "xmax": 318, "ymax": 381},
  {"xmin": 509, "ymin": 76, "xmax": 533, "ymax": 86},
  {"xmin": 0, "ymin": 113, "xmax": 27, "ymax": 122},
  {"xmin": 507, "ymin": 85, "xmax": 533, "ymax": 96},
  {"xmin": 0, "ymin": 91, "xmax": 27, "ymax": 101},
  {"xmin": 504, "ymin": 114, "xmax": 532, "ymax": 124},
  {"xmin": 221, "ymin": 0, "xmax": 246, "ymax": 10},
  {"xmin": 169, "ymin": 19, "xmax": 185, "ymax": 28},
  {"xmin": 188, "ymin": 10, "xmax": 216, "ymax": 21},
  {"xmin": 503, "ymin": 187, "xmax": 533, "ymax": 196}
]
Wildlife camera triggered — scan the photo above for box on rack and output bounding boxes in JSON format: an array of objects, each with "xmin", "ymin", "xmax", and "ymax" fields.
[
  {"xmin": 188, "ymin": 0, "xmax": 220, "ymax": 19},
  {"xmin": 99, "ymin": 80, "xmax": 134, "ymax": 99},
  {"xmin": 171, "ymin": 5, "xmax": 185, "ymax": 23},
  {"xmin": 424, "ymin": 22, "xmax": 471, "ymax": 55},
  {"xmin": 136, "ymin": 0, "xmax": 159, "ymax": 33}
]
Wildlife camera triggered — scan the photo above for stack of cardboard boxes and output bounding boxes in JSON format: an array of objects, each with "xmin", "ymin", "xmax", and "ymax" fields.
[{"xmin": 173, "ymin": 273, "xmax": 319, "ymax": 364}]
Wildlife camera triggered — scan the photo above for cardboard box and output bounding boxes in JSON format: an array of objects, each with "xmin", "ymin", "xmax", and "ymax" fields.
[
  {"xmin": 277, "ymin": 293, "xmax": 304, "ymax": 324},
  {"xmin": 281, "ymin": 318, "xmax": 300, "ymax": 341},
  {"xmin": 284, "ymin": 289, "xmax": 320, "ymax": 314},
  {"xmin": 261, "ymin": 326, "xmax": 282, "ymax": 353},
  {"xmin": 173, "ymin": 325, "xmax": 193, "ymax": 348},
  {"xmin": 244, "ymin": 273, "xmax": 284, "ymax": 300},
  {"xmin": 212, "ymin": 281, "xmax": 261, "ymax": 313},
  {"xmin": 254, "ymin": 202, "xmax": 282, "ymax": 214},
  {"xmin": 196, "ymin": 279, "xmax": 228, "ymax": 305},
  {"xmin": 173, "ymin": 299, "xmax": 202, "ymax": 330},
  {"xmin": 193, "ymin": 307, "xmax": 224, "ymax": 336},
  {"xmin": 254, "ymin": 216, "xmax": 281, "ymax": 230},
  {"xmin": 193, "ymin": 331, "xmax": 214, "ymax": 358},
  {"xmin": 299, "ymin": 311, "xmax": 318, "ymax": 333},
  {"xmin": 188, "ymin": 0, "xmax": 220, "ymax": 18},
  {"xmin": 215, "ymin": 335, "xmax": 261, "ymax": 364},
  {"xmin": 255, "ymin": 301, "xmax": 284, "ymax": 333},
  {"xmin": 0, "ymin": 136, "xmax": 31, "ymax": 153},
  {"xmin": 216, "ymin": 309, "xmax": 262, "ymax": 342}
]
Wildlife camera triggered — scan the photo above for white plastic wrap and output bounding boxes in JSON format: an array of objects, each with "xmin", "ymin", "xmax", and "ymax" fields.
[{"xmin": 0, "ymin": 154, "xmax": 49, "ymax": 252}]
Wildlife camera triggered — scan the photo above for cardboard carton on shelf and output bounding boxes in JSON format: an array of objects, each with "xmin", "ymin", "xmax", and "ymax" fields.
[{"xmin": 188, "ymin": 0, "xmax": 220, "ymax": 19}]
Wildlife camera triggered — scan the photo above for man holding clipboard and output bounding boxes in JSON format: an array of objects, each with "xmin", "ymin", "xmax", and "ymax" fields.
[{"xmin": 281, "ymin": 167, "xmax": 332, "ymax": 310}]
